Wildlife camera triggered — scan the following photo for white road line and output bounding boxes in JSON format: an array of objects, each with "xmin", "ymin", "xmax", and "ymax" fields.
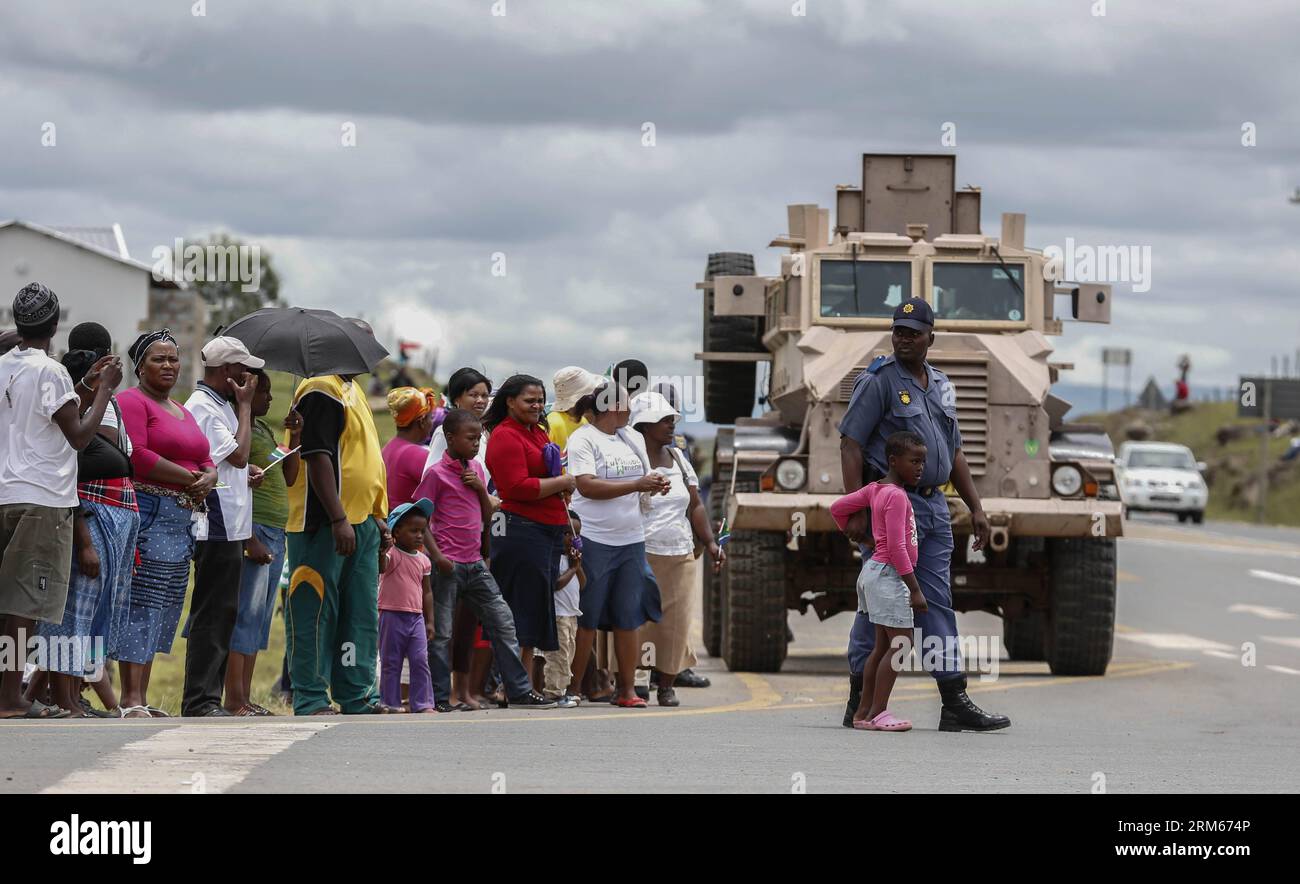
[
  {"xmin": 1261, "ymin": 636, "xmax": 1300, "ymax": 650},
  {"xmin": 1249, "ymin": 569, "xmax": 1300, "ymax": 587},
  {"xmin": 41, "ymin": 723, "xmax": 330, "ymax": 794},
  {"xmin": 1227, "ymin": 603, "xmax": 1298, "ymax": 621},
  {"xmin": 1266, "ymin": 665, "xmax": 1300, "ymax": 676},
  {"xmin": 1116, "ymin": 632, "xmax": 1233, "ymax": 652},
  {"xmin": 1201, "ymin": 650, "xmax": 1238, "ymax": 660}
]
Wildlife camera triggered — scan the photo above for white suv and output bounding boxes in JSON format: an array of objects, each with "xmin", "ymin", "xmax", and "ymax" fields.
[{"xmin": 1116, "ymin": 442, "xmax": 1208, "ymax": 523}]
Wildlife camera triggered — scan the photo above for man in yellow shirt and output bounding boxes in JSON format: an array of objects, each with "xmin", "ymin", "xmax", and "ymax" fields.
[{"xmin": 285, "ymin": 368, "xmax": 391, "ymax": 715}]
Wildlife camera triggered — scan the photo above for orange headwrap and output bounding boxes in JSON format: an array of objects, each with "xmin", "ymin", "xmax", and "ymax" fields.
[{"xmin": 387, "ymin": 386, "xmax": 431, "ymax": 428}]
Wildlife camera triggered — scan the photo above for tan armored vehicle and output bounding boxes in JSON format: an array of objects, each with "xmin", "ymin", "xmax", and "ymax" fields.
[{"xmin": 699, "ymin": 153, "xmax": 1122, "ymax": 676}]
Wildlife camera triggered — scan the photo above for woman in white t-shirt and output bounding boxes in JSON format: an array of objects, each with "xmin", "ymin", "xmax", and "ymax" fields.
[
  {"xmin": 629, "ymin": 391, "xmax": 727, "ymax": 707},
  {"xmin": 565, "ymin": 382, "xmax": 669, "ymax": 709}
]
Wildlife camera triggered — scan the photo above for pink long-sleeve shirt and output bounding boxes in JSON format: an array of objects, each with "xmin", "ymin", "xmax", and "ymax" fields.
[
  {"xmin": 117, "ymin": 387, "xmax": 215, "ymax": 491},
  {"xmin": 830, "ymin": 481, "xmax": 918, "ymax": 576}
]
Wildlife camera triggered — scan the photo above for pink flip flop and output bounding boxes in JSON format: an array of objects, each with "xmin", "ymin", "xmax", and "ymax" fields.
[{"xmin": 869, "ymin": 710, "xmax": 912, "ymax": 731}]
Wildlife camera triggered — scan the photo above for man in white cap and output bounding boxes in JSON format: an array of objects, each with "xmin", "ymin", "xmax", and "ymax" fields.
[
  {"xmin": 181, "ymin": 335, "xmax": 265, "ymax": 716},
  {"xmin": 546, "ymin": 366, "xmax": 601, "ymax": 457}
]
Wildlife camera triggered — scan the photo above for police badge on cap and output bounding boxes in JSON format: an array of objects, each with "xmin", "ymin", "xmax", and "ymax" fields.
[{"xmin": 892, "ymin": 297, "xmax": 934, "ymax": 331}]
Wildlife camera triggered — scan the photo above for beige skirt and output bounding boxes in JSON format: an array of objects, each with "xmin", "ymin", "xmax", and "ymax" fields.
[{"xmin": 638, "ymin": 552, "xmax": 699, "ymax": 676}]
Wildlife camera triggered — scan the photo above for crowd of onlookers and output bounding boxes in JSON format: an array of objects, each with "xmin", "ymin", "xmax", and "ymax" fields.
[{"xmin": 0, "ymin": 281, "xmax": 724, "ymax": 719}]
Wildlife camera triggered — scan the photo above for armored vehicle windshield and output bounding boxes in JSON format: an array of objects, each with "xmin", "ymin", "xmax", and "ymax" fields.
[
  {"xmin": 818, "ymin": 259, "xmax": 910, "ymax": 318},
  {"xmin": 931, "ymin": 261, "xmax": 1026, "ymax": 322}
]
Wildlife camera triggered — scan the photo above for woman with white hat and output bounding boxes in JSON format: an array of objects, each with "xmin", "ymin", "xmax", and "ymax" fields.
[
  {"xmin": 545, "ymin": 366, "xmax": 600, "ymax": 455},
  {"xmin": 629, "ymin": 390, "xmax": 726, "ymax": 706}
]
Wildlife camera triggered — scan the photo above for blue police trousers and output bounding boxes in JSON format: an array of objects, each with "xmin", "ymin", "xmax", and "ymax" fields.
[{"xmin": 847, "ymin": 488, "xmax": 962, "ymax": 683}]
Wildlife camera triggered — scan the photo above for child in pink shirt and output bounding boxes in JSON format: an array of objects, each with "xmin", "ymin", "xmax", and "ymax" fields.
[
  {"xmin": 830, "ymin": 430, "xmax": 929, "ymax": 732},
  {"xmin": 378, "ymin": 499, "xmax": 436, "ymax": 712}
]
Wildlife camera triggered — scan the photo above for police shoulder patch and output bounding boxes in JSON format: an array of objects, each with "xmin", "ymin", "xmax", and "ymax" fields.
[{"xmin": 865, "ymin": 354, "xmax": 888, "ymax": 375}]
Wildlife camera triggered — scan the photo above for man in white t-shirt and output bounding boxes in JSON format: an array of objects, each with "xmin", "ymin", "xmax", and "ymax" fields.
[
  {"xmin": 181, "ymin": 336, "xmax": 264, "ymax": 717},
  {"xmin": 0, "ymin": 283, "xmax": 122, "ymax": 719}
]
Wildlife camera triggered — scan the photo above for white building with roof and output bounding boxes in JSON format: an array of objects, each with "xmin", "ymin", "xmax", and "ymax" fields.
[{"xmin": 0, "ymin": 220, "xmax": 206, "ymax": 389}]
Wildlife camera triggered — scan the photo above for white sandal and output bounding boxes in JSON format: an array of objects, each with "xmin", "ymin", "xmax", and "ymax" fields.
[{"xmin": 119, "ymin": 705, "xmax": 151, "ymax": 719}]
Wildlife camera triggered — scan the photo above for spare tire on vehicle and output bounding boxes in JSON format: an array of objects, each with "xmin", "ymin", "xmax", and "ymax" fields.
[{"xmin": 702, "ymin": 252, "xmax": 763, "ymax": 425}]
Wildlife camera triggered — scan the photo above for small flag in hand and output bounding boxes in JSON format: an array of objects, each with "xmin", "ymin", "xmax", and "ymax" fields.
[{"xmin": 716, "ymin": 517, "xmax": 731, "ymax": 548}]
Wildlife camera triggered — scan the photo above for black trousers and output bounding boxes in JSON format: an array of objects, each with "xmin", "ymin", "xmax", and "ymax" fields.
[{"xmin": 182, "ymin": 540, "xmax": 243, "ymax": 716}]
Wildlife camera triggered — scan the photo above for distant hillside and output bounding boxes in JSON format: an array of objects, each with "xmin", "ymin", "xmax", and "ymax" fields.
[
  {"xmin": 1080, "ymin": 401, "xmax": 1300, "ymax": 527},
  {"xmin": 1055, "ymin": 381, "xmax": 1238, "ymax": 419}
]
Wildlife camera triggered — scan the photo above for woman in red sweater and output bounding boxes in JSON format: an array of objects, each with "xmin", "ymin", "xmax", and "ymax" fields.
[{"xmin": 484, "ymin": 375, "xmax": 575, "ymax": 672}]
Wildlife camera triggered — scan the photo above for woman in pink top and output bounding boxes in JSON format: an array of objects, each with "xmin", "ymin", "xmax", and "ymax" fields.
[
  {"xmin": 381, "ymin": 387, "xmax": 436, "ymax": 507},
  {"xmin": 830, "ymin": 430, "xmax": 929, "ymax": 733},
  {"xmin": 114, "ymin": 330, "xmax": 217, "ymax": 718}
]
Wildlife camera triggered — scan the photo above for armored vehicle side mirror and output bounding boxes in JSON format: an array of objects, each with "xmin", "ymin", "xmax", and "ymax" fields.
[
  {"xmin": 1197, "ymin": 461, "xmax": 1208, "ymax": 472},
  {"xmin": 1069, "ymin": 283, "xmax": 1112, "ymax": 323}
]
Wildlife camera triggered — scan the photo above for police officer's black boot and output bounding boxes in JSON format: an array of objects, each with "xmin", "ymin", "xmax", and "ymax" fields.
[
  {"xmin": 842, "ymin": 673, "xmax": 863, "ymax": 728},
  {"xmin": 938, "ymin": 674, "xmax": 1011, "ymax": 732}
]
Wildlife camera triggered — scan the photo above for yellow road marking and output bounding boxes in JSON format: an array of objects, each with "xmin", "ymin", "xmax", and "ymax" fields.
[
  {"xmin": 6, "ymin": 657, "xmax": 1186, "ymax": 730},
  {"xmin": 1117, "ymin": 570, "xmax": 1141, "ymax": 582},
  {"xmin": 766, "ymin": 659, "xmax": 1192, "ymax": 712}
]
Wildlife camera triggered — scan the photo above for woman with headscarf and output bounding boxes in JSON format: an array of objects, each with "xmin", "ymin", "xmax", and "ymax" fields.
[
  {"xmin": 115, "ymin": 329, "xmax": 218, "ymax": 717},
  {"xmin": 629, "ymin": 391, "xmax": 726, "ymax": 706},
  {"xmin": 34, "ymin": 322, "xmax": 140, "ymax": 716},
  {"xmin": 382, "ymin": 386, "xmax": 437, "ymax": 507}
]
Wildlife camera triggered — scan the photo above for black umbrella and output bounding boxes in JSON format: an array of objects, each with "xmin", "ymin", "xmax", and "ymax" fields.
[{"xmin": 222, "ymin": 307, "xmax": 389, "ymax": 377}]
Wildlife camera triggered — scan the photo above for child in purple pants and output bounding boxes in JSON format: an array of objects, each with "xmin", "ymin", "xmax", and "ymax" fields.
[{"xmin": 379, "ymin": 499, "xmax": 437, "ymax": 712}]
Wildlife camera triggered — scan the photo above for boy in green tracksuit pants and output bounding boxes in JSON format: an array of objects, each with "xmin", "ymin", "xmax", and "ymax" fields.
[{"xmin": 284, "ymin": 373, "xmax": 391, "ymax": 715}]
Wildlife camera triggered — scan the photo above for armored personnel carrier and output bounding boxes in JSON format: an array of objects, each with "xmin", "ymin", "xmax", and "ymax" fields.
[{"xmin": 699, "ymin": 153, "xmax": 1121, "ymax": 676}]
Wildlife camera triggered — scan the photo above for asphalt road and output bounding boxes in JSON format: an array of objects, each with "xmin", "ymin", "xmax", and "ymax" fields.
[{"xmin": 4, "ymin": 512, "xmax": 1298, "ymax": 794}]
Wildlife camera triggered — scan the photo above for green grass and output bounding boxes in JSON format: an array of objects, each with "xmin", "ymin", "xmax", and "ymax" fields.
[
  {"xmin": 1082, "ymin": 401, "xmax": 1300, "ymax": 527},
  {"xmin": 127, "ymin": 370, "xmax": 401, "ymax": 715}
]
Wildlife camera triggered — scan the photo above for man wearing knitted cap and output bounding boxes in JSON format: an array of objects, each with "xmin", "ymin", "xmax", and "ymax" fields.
[{"xmin": 0, "ymin": 283, "xmax": 123, "ymax": 719}]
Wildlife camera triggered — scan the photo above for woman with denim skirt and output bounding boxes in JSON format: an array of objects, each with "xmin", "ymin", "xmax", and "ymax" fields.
[
  {"xmin": 563, "ymin": 382, "xmax": 668, "ymax": 708},
  {"xmin": 116, "ymin": 330, "xmax": 217, "ymax": 718}
]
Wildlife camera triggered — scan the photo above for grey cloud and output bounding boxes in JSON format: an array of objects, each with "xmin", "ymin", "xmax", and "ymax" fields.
[{"xmin": 1, "ymin": 0, "xmax": 1297, "ymax": 400}]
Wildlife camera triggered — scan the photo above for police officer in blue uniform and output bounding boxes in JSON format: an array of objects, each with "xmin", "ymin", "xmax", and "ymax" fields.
[{"xmin": 838, "ymin": 297, "xmax": 1010, "ymax": 731}]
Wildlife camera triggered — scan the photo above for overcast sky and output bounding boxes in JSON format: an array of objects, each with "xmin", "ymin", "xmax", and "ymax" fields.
[{"xmin": 2, "ymin": 0, "xmax": 1297, "ymax": 412}]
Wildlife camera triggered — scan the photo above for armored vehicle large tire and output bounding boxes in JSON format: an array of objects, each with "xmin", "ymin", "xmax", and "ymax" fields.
[
  {"xmin": 721, "ymin": 518, "xmax": 788, "ymax": 672},
  {"xmin": 700, "ymin": 464, "xmax": 733, "ymax": 658},
  {"xmin": 703, "ymin": 252, "xmax": 763, "ymax": 424},
  {"xmin": 1045, "ymin": 538, "xmax": 1117, "ymax": 676},
  {"xmin": 1002, "ymin": 539, "xmax": 1046, "ymax": 661},
  {"xmin": 1002, "ymin": 613, "xmax": 1046, "ymax": 662}
]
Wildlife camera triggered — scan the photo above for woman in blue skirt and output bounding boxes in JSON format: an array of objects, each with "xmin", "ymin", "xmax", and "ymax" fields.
[{"xmin": 563, "ymin": 382, "xmax": 668, "ymax": 708}]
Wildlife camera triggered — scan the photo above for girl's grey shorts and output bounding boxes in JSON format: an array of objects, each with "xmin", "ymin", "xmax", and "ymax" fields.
[{"xmin": 856, "ymin": 559, "xmax": 914, "ymax": 629}]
